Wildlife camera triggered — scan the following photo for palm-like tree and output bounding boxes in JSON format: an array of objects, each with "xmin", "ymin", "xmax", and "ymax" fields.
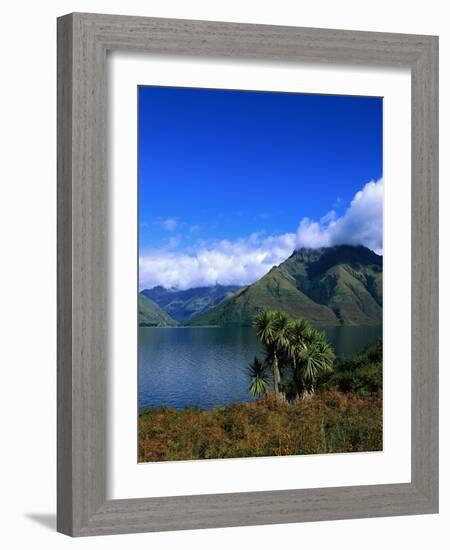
[
  {"xmin": 254, "ymin": 311, "xmax": 290, "ymax": 396},
  {"xmin": 248, "ymin": 356, "xmax": 270, "ymax": 397},
  {"xmin": 297, "ymin": 329, "xmax": 335, "ymax": 396},
  {"xmin": 253, "ymin": 311, "xmax": 335, "ymax": 400},
  {"xmin": 254, "ymin": 311, "xmax": 278, "ymax": 393},
  {"xmin": 285, "ymin": 318, "xmax": 311, "ymax": 370}
]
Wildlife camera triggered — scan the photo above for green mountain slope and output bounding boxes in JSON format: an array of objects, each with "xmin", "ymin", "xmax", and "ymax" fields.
[
  {"xmin": 138, "ymin": 294, "xmax": 177, "ymax": 327},
  {"xmin": 188, "ymin": 245, "xmax": 382, "ymax": 327},
  {"xmin": 141, "ymin": 285, "xmax": 241, "ymax": 322}
]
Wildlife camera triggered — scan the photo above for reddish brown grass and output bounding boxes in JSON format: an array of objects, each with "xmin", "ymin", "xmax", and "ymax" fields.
[{"xmin": 139, "ymin": 389, "xmax": 382, "ymax": 462}]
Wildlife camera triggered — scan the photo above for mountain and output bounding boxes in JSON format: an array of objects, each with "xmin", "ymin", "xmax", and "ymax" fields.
[
  {"xmin": 138, "ymin": 294, "xmax": 177, "ymax": 327},
  {"xmin": 187, "ymin": 245, "xmax": 382, "ymax": 327},
  {"xmin": 140, "ymin": 284, "xmax": 241, "ymax": 322}
]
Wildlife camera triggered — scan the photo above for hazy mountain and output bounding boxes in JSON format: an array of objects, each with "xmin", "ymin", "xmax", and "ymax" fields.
[
  {"xmin": 140, "ymin": 284, "xmax": 241, "ymax": 322},
  {"xmin": 138, "ymin": 294, "xmax": 177, "ymax": 327},
  {"xmin": 187, "ymin": 245, "xmax": 382, "ymax": 327}
]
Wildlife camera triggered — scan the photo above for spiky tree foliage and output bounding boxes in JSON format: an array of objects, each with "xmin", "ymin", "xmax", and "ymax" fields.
[
  {"xmin": 254, "ymin": 311, "xmax": 290, "ymax": 395},
  {"xmin": 248, "ymin": 356, "xmax": 270, "ymax": 397},
  {"xmin": 285, "ymin": 319, "xmax": 311, "ymax": 368},
  {"xmin": 254, "ymin": 311, "xmax": 279, "ymax": 394},
  {"xmin": 253, "ymin": 311, "xmax": 335, "ymax": 400},
  {"xmin": 297, "ymin": 330, "xmax": 335, "ymax": 396}
]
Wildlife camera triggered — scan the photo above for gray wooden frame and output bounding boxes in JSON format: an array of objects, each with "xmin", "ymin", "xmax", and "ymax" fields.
[{"xmin": 57, "ymin": 12, "xmax": 438, "ymax": 537}]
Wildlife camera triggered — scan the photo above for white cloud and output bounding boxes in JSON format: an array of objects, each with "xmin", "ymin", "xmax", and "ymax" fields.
[
  {"xmin": 140, "ymin": 179, "xmax": 383, "ymax": 290},
  {"xmin": 320, "ymin": 210, "xmax": 337, "ymax": 224},
  {"xmin": 296, "ymin": 179, "xmax": 383, "ymax": 254},
  {"xmin": 139, "ymin": 232, "xmax": 295, "ymax": 290},
  {"xmin": 160, "ymin": 218, "xmax": 178, "ymax": 231}
]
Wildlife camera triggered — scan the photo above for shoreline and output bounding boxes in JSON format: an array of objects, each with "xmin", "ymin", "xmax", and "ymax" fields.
[{"xmin": 139, "ymin": 323, "xmax": 383, "ymax": 329}]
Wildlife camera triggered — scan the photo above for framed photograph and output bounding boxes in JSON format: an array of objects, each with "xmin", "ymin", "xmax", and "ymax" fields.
[{"xmin": 57, "ymin": 13, "xmax": 438, "ymax": 536}]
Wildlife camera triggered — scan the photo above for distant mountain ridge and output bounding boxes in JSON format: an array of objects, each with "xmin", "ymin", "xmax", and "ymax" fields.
[
  {"xmin": 187, "ymin": 245, "xmax": 382, "ymax": 327},
  {"xmin": 141, "ymin": 284, "xmax": 241, "ymax": 322},
  {"xmin": 139, "ymin": 294, "xmax": 177, "ymax": 327}
]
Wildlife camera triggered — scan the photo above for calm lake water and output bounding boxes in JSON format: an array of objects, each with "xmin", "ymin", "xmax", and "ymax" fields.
[{"xmin": 138, "ymin": 325, "xmax": 382, "ymax": 411}]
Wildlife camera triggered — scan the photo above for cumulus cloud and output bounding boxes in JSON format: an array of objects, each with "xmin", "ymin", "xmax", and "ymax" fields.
[
  {"xmin": 139, "ymin": 179, "xmax": 383, "ymax": 290},
  {"xmin": 296, "ymin": 179, "xmax": 383, "ymax": 254},
  {"xmin": 139, "ymin": 232, "xmax": 296, "ymax": 290}
]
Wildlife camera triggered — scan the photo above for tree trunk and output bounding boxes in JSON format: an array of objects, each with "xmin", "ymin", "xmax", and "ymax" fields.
[{"xmin": 273, "ymin": 352, "xmax": 281, "ymax": 395}]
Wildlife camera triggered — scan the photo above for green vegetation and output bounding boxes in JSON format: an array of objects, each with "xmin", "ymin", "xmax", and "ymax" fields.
[
  {"xmin": 138, "ymin": 294, "xmax": 177, "ymax": 327},
  {"xmin": 321, "ymin": 338, "xmax": 383, "ymax": 398},
  {"xmin": 247, "ymin": 357, "xmax": 270, "ymax": 397},
  {"xmin": 138, "ymin": 327, "xmax": 383, "ymax": 462},
  {"xmin": 141, "ymin": 284, "xmax": 241, "ymax": 322},
  {"xmin": 253, "ymin": 311, "xmax": 335, "ymax": 399},
  {"xmin": 187, "ymin": 245, "xmax": 382, "ymax": 327},
  {"xmin": 139, "ymin": 390, "xmax": 382, "ymax": 461}
]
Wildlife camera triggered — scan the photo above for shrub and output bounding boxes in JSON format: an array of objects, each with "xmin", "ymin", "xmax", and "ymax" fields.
[
  {"xmin": 320, "ymin": 339, "xmax": 382, "ymax": 397},
  {"xmin": 139, "ymin": 389, "xmax": 382, "ymax": 462}
]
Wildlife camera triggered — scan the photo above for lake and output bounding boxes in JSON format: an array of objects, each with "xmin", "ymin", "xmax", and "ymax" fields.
[{"xmin": 139, "ymin": 325, "xmax": 382, "ymax": 411}]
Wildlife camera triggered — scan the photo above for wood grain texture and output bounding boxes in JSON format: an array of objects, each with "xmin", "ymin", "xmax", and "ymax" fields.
[
  {"xmin": 57, "ymin": 13, "xmax": 74, "ymax": 535},
  {"xmin": 410, "ymin": 35, "xmax": 439, "ymax": 506},
  {"xmin": 57, "ymin": 12, "xmax": 439, "ymax": 536}
]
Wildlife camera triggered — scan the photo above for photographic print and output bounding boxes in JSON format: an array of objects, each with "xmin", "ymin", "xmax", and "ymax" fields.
[{"xmin": 138, "ymin": 86, "xmax": 383, "ymax": 462}]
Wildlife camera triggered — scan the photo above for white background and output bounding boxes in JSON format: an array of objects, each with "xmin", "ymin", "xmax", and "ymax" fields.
[
  {"xmin": 109, "ymin": 54, "xmax": 411, "ymax": 498},
  {"xmin": 0, "ymin": 1, "xmax": 447, "ymax": 549}
]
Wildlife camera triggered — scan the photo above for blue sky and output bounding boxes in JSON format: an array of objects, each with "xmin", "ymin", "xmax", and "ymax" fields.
[{"xmin": 138, "ymin": 86, "xmax": 383, "ymax": 290}]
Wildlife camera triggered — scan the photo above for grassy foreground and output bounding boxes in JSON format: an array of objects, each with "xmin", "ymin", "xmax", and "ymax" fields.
[{"xmin": 139, "ymin": 389, "xmax": 382, "ymax": 462}]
